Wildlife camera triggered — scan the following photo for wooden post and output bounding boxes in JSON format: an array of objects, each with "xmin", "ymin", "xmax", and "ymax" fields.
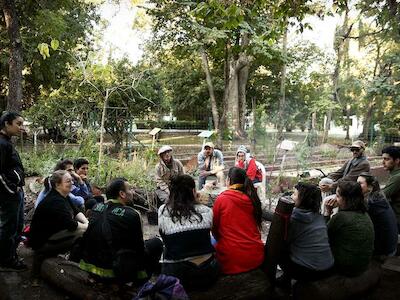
[
  {"xmin": 98, "ymin": 89, "xmax": 109, "ymax": 168},
  {"xmin": 263, "ymin": 196, "xmax": 294, "ymax": 283}
]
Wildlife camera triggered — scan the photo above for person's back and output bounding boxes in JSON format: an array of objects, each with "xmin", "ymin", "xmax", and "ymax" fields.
[
  {"xmin": 158, "ymin": 175, "xmax": 218, "ymax": 290},
  {"xmin": 212, "ymin": 167, "xmax": 264, "ymax": 274},
  {"xmin": 328, "ymin": 210, "xmax": 374, "ymax": 276},
  {"xmin": 289, "ymin": 208, "xmax": 334, "ymax": 272},
  {"xmin": 79, "ymin": 201, "xmax": 145, "ymax": 278},
  {"xmin": 79, "ymin": 178, "xmax": 162, "ymax": 283},
  {"xmin": 367, "ymin": 191, "xmax": 398, "ymax": 256}
]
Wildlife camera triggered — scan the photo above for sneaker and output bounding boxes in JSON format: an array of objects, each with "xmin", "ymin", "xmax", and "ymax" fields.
[{"xmin": 0, "ymin": 259, "xmax": 28, "ymax": 272}]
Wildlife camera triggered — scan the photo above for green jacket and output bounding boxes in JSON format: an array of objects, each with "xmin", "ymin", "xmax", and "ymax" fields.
[
  {"xmin": 327, "ymin": 210, "xmax": 374, "ymax": 276},
  {"xmin": 383, "ymin": 168, "xmax": 400, "ymax": 226}
]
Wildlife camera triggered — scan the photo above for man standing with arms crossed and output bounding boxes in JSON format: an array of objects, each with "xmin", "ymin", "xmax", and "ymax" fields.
[{"xmin": 0, "ymin": 112, "xmax": 27, "ymax": 270}]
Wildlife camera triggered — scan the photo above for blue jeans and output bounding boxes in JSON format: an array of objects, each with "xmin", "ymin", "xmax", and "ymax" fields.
[{"xmin": 0, "ymin": 190, "xmax": 24, "ymax": 264}]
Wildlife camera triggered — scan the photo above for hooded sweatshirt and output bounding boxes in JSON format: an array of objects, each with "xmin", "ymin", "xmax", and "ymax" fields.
[
  {"xmin": 212, "ymin": 189, "xmax": 264, "ymax": 274},
  {"xmin": 235, "ymin": 148, "xmax": 262, "ymax": 182},
  {"xmin": 367, "ymin": 191, "xmax": 398, "ymax": 255},
  {"xmin": 289, "ymin": 208, "xmax": 334, "ymax": 271}
]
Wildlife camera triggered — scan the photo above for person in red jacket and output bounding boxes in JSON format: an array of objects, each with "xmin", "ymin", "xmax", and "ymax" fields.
[
  {"xmin": 235, "ymin": 145, "xmax": 262, "ymax": 183},
  {"xmin": 212, "ymin": 167, "xmax": 264, "ymax": 274}
]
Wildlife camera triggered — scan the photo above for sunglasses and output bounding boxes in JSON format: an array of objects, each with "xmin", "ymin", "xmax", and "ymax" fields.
[{"xmin": 350, "ymin": 148, "xmax": 361, "ymax": 152}]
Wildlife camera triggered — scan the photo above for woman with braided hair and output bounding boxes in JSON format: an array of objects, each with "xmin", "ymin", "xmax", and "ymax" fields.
[{"xmin": 212, "ymin": 167, "xmax": 264, "ymax": 274}]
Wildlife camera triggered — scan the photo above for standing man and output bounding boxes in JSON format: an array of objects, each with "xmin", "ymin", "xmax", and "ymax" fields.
[
  {"xmin": 382, "ymin": 146, "xmax": 400, "ymax": 231},
  {"xmin": 327, "ymin": 140, "xmax": 370, "ymax": 184},
  {"xmin": 197, "ymin": 142, "xmax": 224, "ymax": 189},
  {"xmin": 155, "ymin": 145, "xmax": 184, "ymax": 203},
  {"xmin": 0, "ymin": 112, "xmax": 27, "ymax": 270}
]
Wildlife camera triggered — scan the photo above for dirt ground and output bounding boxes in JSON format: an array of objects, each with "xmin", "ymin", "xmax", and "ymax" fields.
[{"xmin": 1, "ymin": 178, "xmax": 399, "ymax": 300}]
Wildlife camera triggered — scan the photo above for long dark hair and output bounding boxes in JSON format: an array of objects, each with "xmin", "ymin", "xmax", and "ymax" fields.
[
  {"xmin": 164, "ymin": 175, "xmax": 203, "ymax": 224},
  {"xmin": 358, "ymin": 172, "xmax": 380, "ymax": 193},
  {"xmin": 227, "ymin": 167, "xmax": 262, "ymax": 227},
  {"xmin": 337, "ymin": 180, "xmax": 367, "ymax": 212},
  {"xmin": 294, "ymin": 182, "xmax": 321, "ymax": 213}
]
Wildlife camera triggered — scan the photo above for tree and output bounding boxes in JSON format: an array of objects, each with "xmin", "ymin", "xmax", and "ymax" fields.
[
  {"xmin": 0, "ymin": 0, "xmax": 99, "ymax": 111},
  {"xmin": 146, "ymin": 0, "xmax": 314, "ymax": 142},
  {"xmin": 1, "ymin": 0, "xmax": 23, "ymax": 111}
]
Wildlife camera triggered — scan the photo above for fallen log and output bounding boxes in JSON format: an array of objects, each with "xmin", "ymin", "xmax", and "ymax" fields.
[
  {"xmin": 41, "ymin": 257, "xmax": 272, "ymax": 300},
  {"xmin": 293, "ymin": 261, "xmax": 382, "ymax": 300}
]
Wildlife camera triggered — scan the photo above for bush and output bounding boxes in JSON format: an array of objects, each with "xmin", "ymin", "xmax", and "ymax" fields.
[{"xmin": 20, "ymin": 130, "xmax": 157, "ymax": 191}]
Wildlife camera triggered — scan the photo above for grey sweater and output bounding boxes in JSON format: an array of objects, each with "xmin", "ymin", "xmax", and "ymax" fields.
[{"xmin": 289, "ymin": 208, "xmax": 334, "ymax": 271}]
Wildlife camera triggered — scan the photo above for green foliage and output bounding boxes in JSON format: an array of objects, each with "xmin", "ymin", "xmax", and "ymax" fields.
[
  {"xmin": 20, "ymin": 130, "xmax": 157, "ymax": 190},
  {"xmin": 294, "ymin": 142, "xmax": 312, "ymax": 173},
  {"xmin": 0, "ymin": 0, "xmax": 100, "ymax": 107}
]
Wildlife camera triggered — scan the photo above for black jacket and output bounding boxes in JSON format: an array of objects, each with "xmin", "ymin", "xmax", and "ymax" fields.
[
  {"xmin": 0, "ymin": 132, "xmax": 25, "ymax": 196},
  {"xmin": 29, "ymin": 189, "xmax": 79, "ymax": 250},
  {"xmin": 80, "ymin": 201, "xmax": 145, "ymax": 270},
  {"xmin": 367, "ymin": 191, "xmax": 399, "ymax": 255}
]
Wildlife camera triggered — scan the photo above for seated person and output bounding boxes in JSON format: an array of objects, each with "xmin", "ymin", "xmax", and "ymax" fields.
[
  {"xmin": 324, "ymin": 180, "xmax": 374, "ymax": 276},
  {"xmin": 235, "ymin": 145, "xmax": 262, "ymax": 184},
  {"xmin": 357, "ymin": 173, "xmax": 398, "ymax": 257},
  {"xmin": 29, "ymin": 170, "xmax": 89, "ymax": 280},
  {"xmin": 319, "ymin": 177, "xmax": 336, "ymax": 216},
  {"xmin": 35, "ymin": 159, "xmax": 85, "ymax": 209},
  {"xmin": 212, "ymin": 167, "xmax": 264, "ymax": 274},
  {"xmin": 278, "ymin": 183, "xmax": 334, "ymax": 285},
  {"xmin": 197, "ymin": 142, "xmax": 224, "ymax": 189},
  {"xmin": 155, "ymin": 145, "xmax": 184, "ymax": 203},
  {"xmin": 79, "ymin": 178, "xmax": 163, "ymax": 283},
  {"xmin": 381, "ymin": 146, "xmax": 400, "ymax": 231},
  {"xmin": 73, "ymin": 158, "xmax": 93, "ymax": 208},
  {"xmin": 158, "ymin": 175, "xmax": 218, "ymax": 290},
  {"xmin": 327, "ymin": 140, "xmax": 370, "ymax": 186}
]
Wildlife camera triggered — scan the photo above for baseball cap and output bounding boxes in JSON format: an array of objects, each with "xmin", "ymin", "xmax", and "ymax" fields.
[
  {"xmin": 350, "ymin": 140, "xmax": 365, "ymax": 149},
  {"xmin": 204, "ymin": 142, "xmax": 215, "ymax": 149}
]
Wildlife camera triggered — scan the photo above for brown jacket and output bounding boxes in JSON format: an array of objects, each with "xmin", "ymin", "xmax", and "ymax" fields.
[
  {"xmin": 155, "ymin": 158, "xmax": 184, "ymax": 191},
  {"xmin": 328, "ymin": 157, "xmax": 370, "ymax": 182}
]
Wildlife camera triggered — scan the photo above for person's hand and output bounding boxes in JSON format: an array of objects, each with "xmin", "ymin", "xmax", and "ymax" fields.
[
  {"xmin": 324, "ymin": 196, "xmax": 337, "ymax": 216},
  {"xmin": 75, "ymin": 212, "xmax": 89, "ymax": 224},
  {"xmin": 70, "ymin": 171, "xmax": 80, "ymax": 180},
  {"xmin": 200, "ymin": 170, "xmax": 210, "ymax": 177},
  {"xmin": 79, "ymin": 173, "xmax": 87, "ymax": 181}
]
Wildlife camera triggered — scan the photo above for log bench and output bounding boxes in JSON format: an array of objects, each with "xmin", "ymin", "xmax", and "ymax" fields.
[
  {"xmin": 293, "ymin": 261, "xmax": 382, "ymax": 300},
  {"xmin": 41, "ymin": 257, "xmax": 272, "ymax": 300}
]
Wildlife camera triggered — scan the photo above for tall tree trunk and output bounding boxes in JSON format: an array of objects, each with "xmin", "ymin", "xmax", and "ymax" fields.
[
  {"xmin": 362, "ymin": 41, "xmax": 381, "ymax": 139},
  {"xmin": 345, "ymin": 105, "xmax": 350, "ymax": 140},
  {"xmin": 277, "ymin": 25, "xmax": 288, "ymax": 141},
  {"xmin": 238, "ymin": 63, "xmax": 249, "ymax": 137},
  {"xmin": 323, "ymin": 6, "xmax": 350, "ymax": 143},
  {"xmin": 362, "ymin": 101, "xmax": 375, "ymax": 140},
  {"xmin": 98, "ymin": 90, "xmax": 109, "ymax": 168},
  {"xmin": 200, "ymin": 47, "xmax": 222, "ymax": 147},
  {"xmin": 238, "ymin": 33, "xmax": 250, "ymax": 138},
  {"xmin": 2, "ymin": 0, "xmax": 23, "ymax": 112}
]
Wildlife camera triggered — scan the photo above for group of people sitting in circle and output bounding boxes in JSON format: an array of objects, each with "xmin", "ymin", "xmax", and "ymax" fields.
[{"xmin": 26, "ymin": 141, "xmax": 399, "ymax": 293}]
